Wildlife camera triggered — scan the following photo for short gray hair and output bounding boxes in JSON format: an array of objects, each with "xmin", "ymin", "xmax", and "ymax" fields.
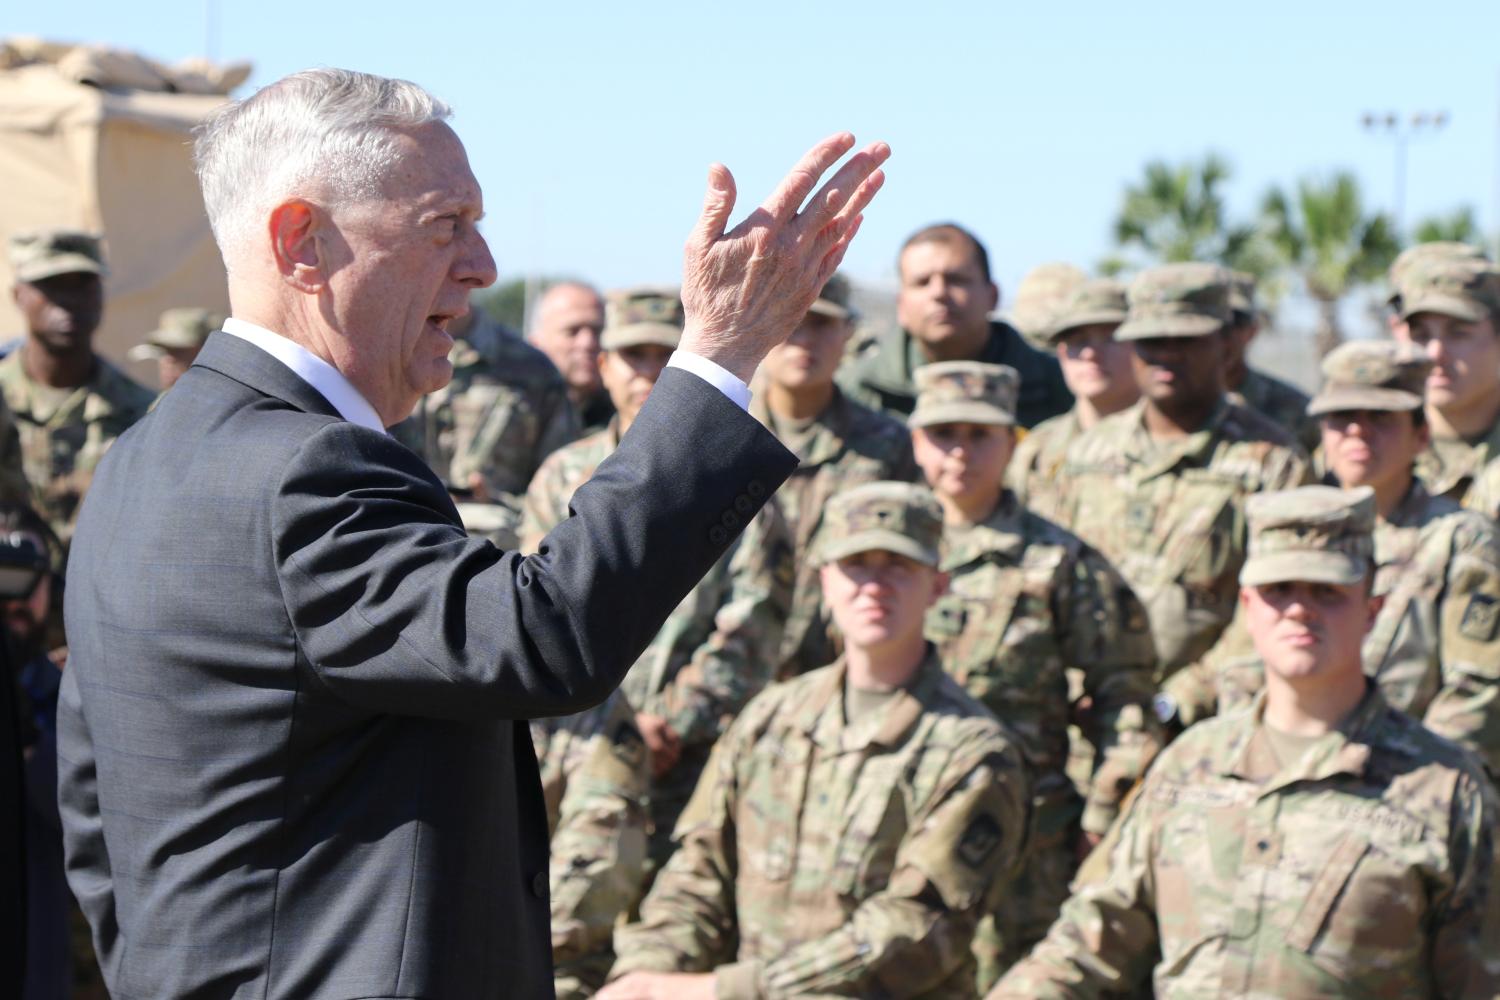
[{"xmin": 194, "ymin": 67, "xmax": 451, "ymax": 270}]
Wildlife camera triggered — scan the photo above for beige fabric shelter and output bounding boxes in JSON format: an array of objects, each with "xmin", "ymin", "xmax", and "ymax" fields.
[{"xmin": 0, "ymin": 60, "xmax": 232, "ymax": 382}]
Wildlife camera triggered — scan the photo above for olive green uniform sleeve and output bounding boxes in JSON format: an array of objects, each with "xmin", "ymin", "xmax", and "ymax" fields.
[
  {"xmin": 518, "ymin": 446, "xmax": 576, "ymax": 554},
  {"xmin": 1432, "ymin": 774, "xmax": 1500, "ymax": 997},
  {"xmin": 0, "ymin": 397, "xmax": 29, "ymax": 508},
  {"xmin": 1427, "ymin": 519, "xmax": 1500, "ymax": 782}
]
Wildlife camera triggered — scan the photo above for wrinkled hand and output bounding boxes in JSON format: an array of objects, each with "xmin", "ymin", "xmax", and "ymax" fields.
[
  {"xmin": 636, "ymin": 712, "xmax": 682, "ymax": 778},
  {"xmin": 598, "ymin": 971, "xmax": 716, "ymax": 1000},
  {"xmin": 679, "ymin": 133, "xmax": 890, "ymax": 382}
]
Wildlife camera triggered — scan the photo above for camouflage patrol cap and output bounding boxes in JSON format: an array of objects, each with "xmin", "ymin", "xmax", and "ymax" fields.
[
  {"xmin": 1010, "ymin": 262, "xmax": 1086, "ymax": 347},
  {"xmin": 601, "ymin": 287, "xmax": 684, "ymax": 351},
  {"xmin": 808, "ymin": 272, "xmax": 857, "ymax": 320},
  {"xmin": 1386, "ymin": 241, "xmax": 1487, "ymax": 308},
  {"xmin": 818, "ymin": 481, "xmax": 944, "ymax": 567},
  {"xmin": 1306, "ymin": 340, "xmax": 1431, "ymax": 416},
  {"xmin": 1047, "ymin": 277, "xmax": 1128, "ymax": 342},
  {"xmin": 1399, "ymin": 257, "xmax": 1500, "ymax": 324},
  {"xmin": 8, "ymin": 228, "xmax": 105, "ymax": 283},
  {"xmin": 126, "ymin": 307, "xmax": 226, "ymax": 361},
  {"xmin": 1115, "ymin": 262, "xmax": 1232, "ymax": 341},
  {"xmin": 908, "ymin": 361, "xmax": 1018, "ymax": 428},
  {"xmin": 1240, "ymin": 485, "xmax": 1376, "ymax": 587},
  {"xmin": 1228, "ymin": 270, "xmax": 1256, "ymax": 317}
]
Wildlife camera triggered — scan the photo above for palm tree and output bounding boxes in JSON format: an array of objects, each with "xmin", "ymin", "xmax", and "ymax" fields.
[
  {"xmin": 1259, "ymin": 173, "xmax": 1399, "ymax": 357},
  {"xmin": 1412, "ymin": 206, "xmax": 1482, "ymax": 246}
]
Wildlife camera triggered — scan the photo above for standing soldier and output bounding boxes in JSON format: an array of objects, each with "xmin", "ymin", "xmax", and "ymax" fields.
[
  {"xmin": 521, "ymin": 287, "xmax": 790, "ymax": 869},
  {"xmin": 1007, "ymin": 277, "xmax": 1138, "ymax": 518},
  {"xmin": 604, "ymin": 482, "xmax": 1030, "ymax": 1000},
  {"xmin": 1385, "ymin": 240, "xmax": 1488, "ymax": 340},
  {"xmin": 1222, "ymin": 271, "xmax": 1317, "ymax": 452},
  {"xmin": 391, "ymin": 293, "xmax": 578, "ymax": 546},
  {"xmin": 992, "ymin": 486, "xmax": 1500, "ymax": 999},
  {"xmin": 533, "ymin": 690, "xmax": 651, "ymax": 1000},
  {"xmin": 751, "ymin": 273, "xmax": 917, "ymax": 678},
  {"xmin": 525, "ymin": 281, "xmax": 612, "ymax": 432},
  {"xmin": 4, "ymin": 229, "xmax": 153, "ymax": 548},
  {"xmin": 1055, "ymin": 262, "xmax": 1310, "ymax": 683},
  {"xmin": 837, "ymin": 223, "xmax": 1072, "ymax": 427},
  {"xmin": 127, "ymin": 307, "xmax": 226, "ymax": 393},
  {"xmin": 1007, "ymin": 262, "xmax": 1086, "ymax": 352},
  {"xmin": 909, "ymin": 361, "xmax": 1160, "ymax": 986}
]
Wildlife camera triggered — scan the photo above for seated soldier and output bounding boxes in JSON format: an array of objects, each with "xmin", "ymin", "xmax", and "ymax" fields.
[
  {"xmin": 532, "ymin": 690, "xmax": 650, "ymax": 1000},
  {"xmin": 908, "ymin": 361, "xmax": 1160, "ymax": 987},
  {"xmin": 604, "ymin": 482, "xmax": 1030, "ymax": 1000},
  {"xmin": 994, "ymin": 485, "xmax": 1500, "ymax": 999},
  {"xmin": 1160, "ymin": 341, "xmax": 1500, "ymax": 784}
]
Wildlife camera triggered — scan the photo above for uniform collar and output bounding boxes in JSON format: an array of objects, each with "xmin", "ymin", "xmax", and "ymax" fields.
[
  {"xmin": 1215, "ymin": 684, "xmax": 1388, "ymax": 791},
  {"xmin": 794, "ymin": 647, "xmax": 942, "ymax": 751},
  {"xmin": 940, "ymin": 491, "xmax": 1026, "ymax": 570},
  {"xmin": 752, "ymin": 386, "xmax": 858, "ymax": 468}
]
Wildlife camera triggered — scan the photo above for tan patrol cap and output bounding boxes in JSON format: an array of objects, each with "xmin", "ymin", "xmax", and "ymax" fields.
[
  {"xmin": 8, "ymin": 228, "xmax": 106, "ymax": 283},
  {"xmin": 1399, "ymin": 257, "xmax": 1500, "ymax": 324},
  {"xmin": 1306, "ymin": 340, "xmax": 1430, "ymax": 417},
  {"xmin": 1047, "ymin": 277, "xmax": 1128, "ymax": 342},
  {"xmin": 818, "ymin": 481, "xmax": 944, "ymax": 567},
  {"xmin": 126, "ymin": 307, "xmax": 226, "ymax": 361},
  {"xmin": 1240, "ymin": 485, "xmax": 1375, "ymax": 587},
  {"xmin": 1386, "ymin": 241, "xmax": 1488, "ymax": 309},
  {"xmin": 1011, "ymin": 262, "xmax": 1086, "ymax": 347},
  {"xmin": 908, "ymin": 361, "xmax": 1018, "ymax": 429},
  {"xmin": 600, "ymin": 287, "xmax": 683, "ymax": 351},
  {"xmin": 1115, "ymin": 262, "xmax": 1232, "ymax": 341},
  {"xmin": 808, "ymin": 272, "xmax": 857, "ymax": 320}
]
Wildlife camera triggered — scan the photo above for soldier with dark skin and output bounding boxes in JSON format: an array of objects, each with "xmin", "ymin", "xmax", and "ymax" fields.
[
  {"xmin": 993, "ymin": 486, "xmax": 1500, "ymax": 999},
  {"xmin": 1222, "ymin": 271, "xmax": 1318, "ymax": 453},
  {"xmin": 605, "ymin": 482, "xmax": 1030, "ymax": 1000},
  {"xmin": 3, "ymin": 229, "xmax": 152, "ymax": 547},
  {"xmin": 837, "ymin": 223, "xmax": 1071, "ymax": 428}
]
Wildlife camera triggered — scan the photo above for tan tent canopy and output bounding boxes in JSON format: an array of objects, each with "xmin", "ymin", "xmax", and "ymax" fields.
[{"xmin": 0, "ymin": 41, "xmax": 250, "ymax": 380}]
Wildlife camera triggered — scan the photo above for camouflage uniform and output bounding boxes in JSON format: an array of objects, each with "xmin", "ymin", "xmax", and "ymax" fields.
[
  {"xmin": 994, "ymin": 487, "xmax": 1500, "ymax": 999},
  {"xmin": 1224, "ymin": 271, "xmax": 1318, "ymax": 453},
  {"xmin": 532, "ymin": 690, "xmax": 651, "ymax": 999},
  {"xmin": 391, "ymin": 313, "xmax": 578, "ymax": 547},
  {"xmin": 611, "ymin": 648, "xmax": 1030, "ymax": 999},
  {"xmin": 1055, "ymin": 264, "xmax": 1310, "ymax": 678}
]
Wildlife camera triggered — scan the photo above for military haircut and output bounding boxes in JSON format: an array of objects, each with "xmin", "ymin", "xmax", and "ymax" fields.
[{"xmin": 899, "ymin": 222, "xmax": 991, "ymax": 284}]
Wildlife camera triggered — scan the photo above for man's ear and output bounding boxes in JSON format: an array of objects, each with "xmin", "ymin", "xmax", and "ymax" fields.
[
  {"xmin": 931, "ymin": 569, "xmax": 950, "ymax": 601},
  {"xmin": 983, "ymin": 281, "xmax": 1000, "ymax": 314},
  {"xmin": 1365, "ymin": 592, "xmax": 1385, "ymax": 634},
  {"xmin": 268, "ymin": 199, "xmax": 325, "ymax": 293}
]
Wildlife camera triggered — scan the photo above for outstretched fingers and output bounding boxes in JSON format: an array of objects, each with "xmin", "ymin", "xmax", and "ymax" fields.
[
  {"xmin": 690, "ymin": 163, "xmax": 738, "ymax": 247},
  {"xmin": 794, "ymin": 141, "xmax": 891, "ymax": 242},
  {"xmin": 759, "ymin": 132, "xmax": 856, "ymax": 226}
]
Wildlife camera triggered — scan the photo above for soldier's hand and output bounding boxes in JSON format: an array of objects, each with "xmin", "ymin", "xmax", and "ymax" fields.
[
  {"xmin": 635, "ymin": 712, "xmax": 681, "ymax": 778},
  {"xmin": 678, "ymin": 133, "xmax": 890, "ymax": 382},
  {"xmin": 598, "ymin": 971, "xmax": 715, "ymax": 999}
]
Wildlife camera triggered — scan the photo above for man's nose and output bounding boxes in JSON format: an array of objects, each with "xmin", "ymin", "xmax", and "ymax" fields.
[{"xmin": 457, "ymin": 229, "xmax": 498, "ymax": 289}]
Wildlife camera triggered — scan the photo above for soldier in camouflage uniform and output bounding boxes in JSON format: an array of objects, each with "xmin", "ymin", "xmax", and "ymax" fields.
[
  {"xmin": 521, "ymin": 287, "xmax": 790, "ymax": 869},
  {"xmin": 126, "ymin": 307, "xmax": 225, "ymax": 393},
  {"xmin": 4, "ymin": 229, "xmax": 153, "ymax": 547},
  {"xmin": 1384, "ymin": 240, "xmax": 1489, "ymax": 340},
  {"xmin": 1163, "ymin": 340, "xmax": 1500, "ymax": 782},
  {"xmin": 750, "ymin": 273, "xmax": 917, "ymax": 678},
  {"xmin": 1007, "ymin": 261, "xmax": 1085, "ymax": 352},
  {"xmin": 1007, "ymin": 277, "xmax": 1137, "ymax": 519},
  {"xmin": 1223, "ymin": 271, "xmax": 1318, "ymax": 453},
  {"xmin": 909, "ymin": 361, "xmax": 1160, "ymax": 985},
  {"xmin": 993, "ymin": 486, "xmax": 1500, "ymax": 999},
  {"xmin": 604, "ymin": 482, "xmax": 1030, "ymax": 1000},
  {"xmin": 391, "ymin": 298, "xmax": 578, "ymax": 547},
  {"xmin": 533, "ymin": 689, "xmax": 651, "ymax": 999},
  {"xmin": 1054, "ymin": 262, "xmax": 1310, "ymax": 681}
]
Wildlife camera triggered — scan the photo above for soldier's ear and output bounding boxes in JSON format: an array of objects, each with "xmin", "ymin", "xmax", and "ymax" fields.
[
  {"xmin": 268, "ymin": 199, "xmax": 327, "ymax": 293},
  {"xmin": 931, "ymin": 569, "xmax": 949, "ymax": 602}
]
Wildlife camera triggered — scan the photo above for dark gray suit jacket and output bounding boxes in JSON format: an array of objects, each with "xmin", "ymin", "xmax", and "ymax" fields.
[{"xmin": 56, "ymin": 332, "xmax": 795, "ymax": 999}]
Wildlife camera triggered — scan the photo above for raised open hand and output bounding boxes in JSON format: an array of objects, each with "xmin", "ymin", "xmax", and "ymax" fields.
[{"xmin": 679, "ymin": 133, "xmax": 890, "ymax": 382}]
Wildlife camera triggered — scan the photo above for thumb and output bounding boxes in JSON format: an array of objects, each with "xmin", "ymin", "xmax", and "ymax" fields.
[{"xmin": 692, "ymin": 163, "xmax": 736, "ymax": 245}]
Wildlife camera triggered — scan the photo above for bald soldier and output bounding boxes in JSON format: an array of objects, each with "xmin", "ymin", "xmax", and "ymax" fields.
[
  {"xmin": 1055, "ymin": 262, "xmax": 1310, "ymax": 680},
  {"xmin": 604, "ymin": 482, "xmax": 1030, "ymax": 1000},
  {"xmin": 526, "ymin": 282, "xmax": 612, "ymax": 431},
  {"xmin": 4, "ymin": 229, "xmax": 153, "ymax": 547},
  {"xmin": 1165, "ymin": 340, "xmax": 1500, "ymax": 782},
  {"xmin": 993, "ymin": 486, "xmax": 1500, "ymax": 999},
  {"xmin": 908, "ymin": 361, "xmax": 1160, "ymax": 984}
]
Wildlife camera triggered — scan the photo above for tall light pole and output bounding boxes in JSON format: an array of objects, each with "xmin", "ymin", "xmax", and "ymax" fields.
[{"xmin": 1360, "ymin": 110, "xmax": 1449, "ymax": 233}]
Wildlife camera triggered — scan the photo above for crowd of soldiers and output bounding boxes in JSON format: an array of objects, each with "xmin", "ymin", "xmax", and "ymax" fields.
[{"xmin": 8, "ymin": 219, "xmax": 1500, "ymax": 998}]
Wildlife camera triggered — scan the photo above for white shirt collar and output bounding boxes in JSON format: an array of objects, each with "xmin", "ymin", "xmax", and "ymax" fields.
[{"xmin": 219, "ymin": 318, "xmax": 386, "ymax": 434}]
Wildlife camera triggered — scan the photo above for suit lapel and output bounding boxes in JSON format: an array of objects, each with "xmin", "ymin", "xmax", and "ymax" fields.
[{"xmin": 191, "ymin": 331, "xmax": 344, "ymax": 421}]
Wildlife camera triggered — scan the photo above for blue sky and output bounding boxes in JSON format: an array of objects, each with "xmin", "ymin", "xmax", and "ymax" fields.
[{"xmin": 13, "ymin": 1, "xmax": 1500, "ymax": 308}]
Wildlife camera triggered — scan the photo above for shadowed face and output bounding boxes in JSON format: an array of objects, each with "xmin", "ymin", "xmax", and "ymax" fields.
[
  {"xmin": 821, "ymin": 548, "xmax": 944, "ymax": 654},
  {"xmin": 762, "ymin": 311, "xmax": 853, "ymax": 391},
  {"xmin": 15, "ymin": 272, "xmax": 103, "ymax": 354}
]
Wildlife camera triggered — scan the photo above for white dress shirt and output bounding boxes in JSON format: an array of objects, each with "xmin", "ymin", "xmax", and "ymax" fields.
[{"xmin": 219, "ymin": 319, "xmax": 751, "ymax": 431}]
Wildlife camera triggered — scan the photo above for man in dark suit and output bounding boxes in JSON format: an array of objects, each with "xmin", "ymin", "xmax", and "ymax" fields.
[{"xmin": 55, "ymin": 67, "xmax": 888, "ymax": 999}]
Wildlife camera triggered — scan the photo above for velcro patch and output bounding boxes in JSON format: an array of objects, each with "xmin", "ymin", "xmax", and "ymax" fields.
[
  {"xmin": 956, "ymin": 813, "xmax": 1003, "ymax": 869},
  {"xmin": 1460, "ymin": 594, "xmax": 1500, "ymax": 642}
]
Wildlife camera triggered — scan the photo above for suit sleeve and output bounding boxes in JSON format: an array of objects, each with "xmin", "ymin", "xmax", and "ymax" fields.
[
  {"xmin": 55, "ymin": 665, "xmax": 120, "ymax": 982},
  {"xmin": 273, "ymin": 369, "xmax": 797, "ymax": 721}
]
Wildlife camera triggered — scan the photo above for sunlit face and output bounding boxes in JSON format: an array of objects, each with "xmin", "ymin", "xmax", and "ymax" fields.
[
  {"xmin": 1131, "ymin": 333, "xmax": 1224, "ymax": 410},
  {"xmin": 1404, "ymin": 312, "xmax": 1500, "ymax": 414},
  {"xmin": 897, "ymin": 240, "xmax": 998, "ymax": 349},
  {"xmin": 314, "ymin": 121, "xmax": 497, "ymax": 425},
  {"xmin": 1056, "ymin": 322, "xmax": 1137, "ymax": 409},
  {"xmin": 820, "ymin": 548, "xmax": 944, "ymax": 653},
  {"xmin": 761, "ymin": 310, "xmax": 853, "ymax": 391},
  {"xmin": 911, "ymin": 421, "xmax": 1013, "ymax": 507},
  {"xmin": 1241, "ymin": 578, "xmax": 1379, "ymax": 684},
  {"xmin": 530, "ymin": 285, "xmax": 605, "ymax": 394},
  {"xmin": 1319, "ymin": 409, "xmax": 1425, "ymax": 495},
  {"xmin": 599, "ymin": 343, "xmax": 673, "ymax": 425},
  {"xmin": 14, "ymin": 272, "xmax": 103, "ymax": 354}
]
